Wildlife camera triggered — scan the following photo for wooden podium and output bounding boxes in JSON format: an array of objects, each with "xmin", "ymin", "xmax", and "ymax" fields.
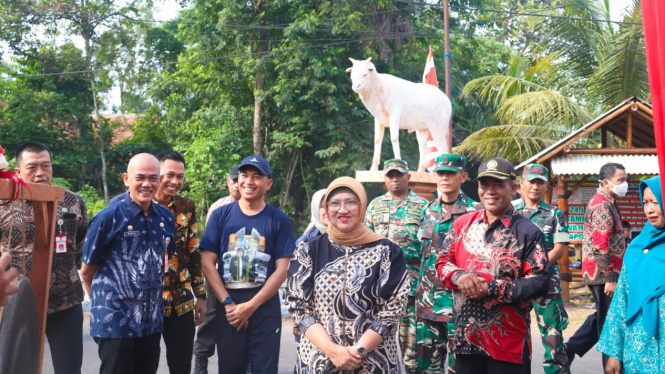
[
  {"xmin": 0, "ymin": 179, "xmax": 64, "ymax": 374},
  {"xmin": 355, "ymin": 171, "xmax": 438, "ymax": 200}
]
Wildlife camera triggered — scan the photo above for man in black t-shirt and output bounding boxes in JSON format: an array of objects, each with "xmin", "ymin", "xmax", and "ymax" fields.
[{"xmin": 200, "ymin": 155, "xmax": 296, "ymax": 374}]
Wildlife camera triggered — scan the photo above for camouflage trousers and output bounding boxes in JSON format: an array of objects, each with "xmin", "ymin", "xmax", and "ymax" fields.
[
  {"xmin": 534, "ymin": 266, "xmax": 570, "ymax": 374},
  {"xmin": 415, "ymin": 318, "xmax": 455, "ymax": 374},
  {"xmin": 399, "ymin": 299, "xmax": 418, "ymax": 368}
]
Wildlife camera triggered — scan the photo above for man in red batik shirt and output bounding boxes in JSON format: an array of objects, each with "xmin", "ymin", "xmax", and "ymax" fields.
[
  {"xmin": 565, "ymin": 163, "xmax": 627, "ymax": 370},
  {"xmin": 435, "ymin": 157, "xmax": 550, "ymax": 374}
]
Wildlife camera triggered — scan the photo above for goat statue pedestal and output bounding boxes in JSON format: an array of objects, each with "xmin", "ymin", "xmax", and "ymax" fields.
[{"xmin": 355, "ymin": 170, "xmax": 437, "ymax": 200}]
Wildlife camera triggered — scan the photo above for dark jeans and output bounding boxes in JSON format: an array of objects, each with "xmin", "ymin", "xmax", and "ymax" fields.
[
  {"xmin": 163, "ymin": 310, "xmax": 196, "ymax": 374},
  {"xmin": 94, "ymin": 333, "xmax": 161, "ymax": 374},
  {"xmin": 194, "ymin": 281, "xmax": 218, "ymax": 357},
  {"xmin": 46, "ymin": 303, "xmax": 83, "ymax": 374},
  {"xmin": 566, "ymin": 284, "xmax": 613, "ymax": 368},
  {"xmin": 455, "ymin": 354, "xmax": 531, "ymax": 374},
  {"xmin": 217, "ymin": 288, "xmax": 281, "ymax": 374}
]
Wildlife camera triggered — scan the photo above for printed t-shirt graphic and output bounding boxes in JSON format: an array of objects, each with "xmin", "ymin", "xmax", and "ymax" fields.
[
  {"xmin": 199, "ymin": 201, "xmax": 296, "ymax": 290},
  {"xmin": 222, "ymin": 227, "xmax": 271, "ymax": 286}
]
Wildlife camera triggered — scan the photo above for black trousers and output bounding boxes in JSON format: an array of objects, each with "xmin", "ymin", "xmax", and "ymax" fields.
[
  {"xmin": 94, "ymin": 333, "xmax": 161, "ymax": 374},
  {"xmin": 455, "ymin": 354, "xmax": 530, "ymax": 374},
  {"xmin": 216, "ymin": 289, "xmax": 281, "ymax": 374},
  {"xmin": 194, "ymin": 281, "xmax": 218, "ymax": 357},
  {"xmin": 566, "ymin": 284, "xmax": 613, "ymax": 368},
  {"xmin": 46, "ymin": 304, "xmax": 83, "ymax": 374},
  {"xmin": 163, "ymin": 310, "xmax": 196, "ymax": 374}
]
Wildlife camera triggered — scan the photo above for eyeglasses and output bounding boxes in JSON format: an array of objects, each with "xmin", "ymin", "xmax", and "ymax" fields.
[{"xmin": 327, "ymin": 199, "xmax": 360, "ymax": 213}]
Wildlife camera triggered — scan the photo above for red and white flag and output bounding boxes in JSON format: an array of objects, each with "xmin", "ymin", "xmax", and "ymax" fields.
[{"xmin": 423, "ymin": 46, "xmax": 442, "ymax": 171}]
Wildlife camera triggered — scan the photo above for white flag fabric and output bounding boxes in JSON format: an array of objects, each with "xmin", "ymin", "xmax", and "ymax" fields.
[{"xmin": 423, "ymin": 46, "xmax": 442, "ymax": 172}]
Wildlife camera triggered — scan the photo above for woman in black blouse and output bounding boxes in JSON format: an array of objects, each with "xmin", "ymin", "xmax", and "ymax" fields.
[{"xmin": 286, "ymin": 177, "xmax": 409, "ymax": 373}]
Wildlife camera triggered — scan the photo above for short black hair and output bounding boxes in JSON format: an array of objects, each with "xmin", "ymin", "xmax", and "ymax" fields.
[
  {"xmin": 156, "ymin": 150, "xmax": 186, "ymax": 169},
  {"xmin": 621, "ymin": 220, "xmax": 631, "ymax": 229},
  {"xmin": 599, "ymin": 163, "xmax": 626, "ymax": 181},
  {"xmin": 16, "ymin": 141, "xmax": 51, "ymax": 165}
]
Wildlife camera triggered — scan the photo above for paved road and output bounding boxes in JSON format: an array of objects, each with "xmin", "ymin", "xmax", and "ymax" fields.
[{"xmin": 43, "ymin": 317, "xmax": 603, "ymax": 374}]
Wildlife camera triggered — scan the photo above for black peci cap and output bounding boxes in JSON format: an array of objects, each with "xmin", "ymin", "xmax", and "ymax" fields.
[
  {"xmin": 474, "ymin": 157, "xmax": 517, "ymax": 181},
  {"xmin": 230, "ymin": 165, "xmax": 240, "ymax": 179}
]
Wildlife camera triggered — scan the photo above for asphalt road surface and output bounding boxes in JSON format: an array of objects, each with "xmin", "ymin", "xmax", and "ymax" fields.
[{"xmin": 42, "ymin": 316, "xmax": 603, "ymax": 374}]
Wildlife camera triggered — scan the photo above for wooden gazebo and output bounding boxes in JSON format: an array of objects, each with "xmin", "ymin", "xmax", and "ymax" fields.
[{"xmin": 517, "ymin": 97, "xmax": 658, "ymax": 302}]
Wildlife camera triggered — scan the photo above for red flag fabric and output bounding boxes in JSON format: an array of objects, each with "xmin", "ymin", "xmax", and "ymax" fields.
[
  {"xmin": 423, "ymin": 46, "xmax": 442, "ymax": 171},
  {"xmin": 642, "ymin": 0, "xmax": 665, "ymax": 188}
]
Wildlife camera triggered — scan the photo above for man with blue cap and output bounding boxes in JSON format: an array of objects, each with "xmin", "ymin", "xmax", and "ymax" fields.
[{"xmin": 200, "ymin": 155, "xmax": 296, "ymax": 374}]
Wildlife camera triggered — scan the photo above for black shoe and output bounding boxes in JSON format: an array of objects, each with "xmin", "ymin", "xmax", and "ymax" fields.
[
  {"xmin": 406, "ymin": 368, "xmax": 420, "ymax": 374},
  {"xmin": 564, "ymin": 343, "xmax": 575, "ymax": 366},
  {"xmin": 194, "ymin": 355, "xmax": 208, "ymax": 374}
]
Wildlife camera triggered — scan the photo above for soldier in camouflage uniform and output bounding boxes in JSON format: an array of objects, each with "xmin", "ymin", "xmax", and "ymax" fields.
[
  {"xmin": 513, "ymin": 164, "xmax": 570, "ymax": 374},
  {"xmin": 364, "ymin": 159, "xmax": 428, "ymax": 372},
  {"xmin": 411, "ymin": 154, "xmax": 482, "ymax": 374}
]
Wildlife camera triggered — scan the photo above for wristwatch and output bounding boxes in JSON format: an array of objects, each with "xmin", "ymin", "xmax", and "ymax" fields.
[
  {"xmin": 221, "ymin": 296, "xmax": 234, "ymax": 306},
  {"xmin": 354, "ymin": 343, "xmax": 367, "ymax": 357}
]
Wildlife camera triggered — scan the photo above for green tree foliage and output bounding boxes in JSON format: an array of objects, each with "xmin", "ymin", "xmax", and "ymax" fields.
[
  {"xmin": 2, "ymin": 0, "xmax": 584, "ymax": 232},
  {"xmin": 145, "ymin": 0, "xmax": 513, "ymax": 230}
]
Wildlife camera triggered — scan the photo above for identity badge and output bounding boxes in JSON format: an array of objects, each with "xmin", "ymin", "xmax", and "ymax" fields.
[{"xmin": 55, "ymin": 235, "xmax": 67, "ymax": 253}]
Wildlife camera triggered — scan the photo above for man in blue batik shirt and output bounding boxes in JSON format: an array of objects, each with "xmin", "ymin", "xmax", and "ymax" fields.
[{"xmin": 81, "ymin": 153, "xmax": 176, "ymax": 374}]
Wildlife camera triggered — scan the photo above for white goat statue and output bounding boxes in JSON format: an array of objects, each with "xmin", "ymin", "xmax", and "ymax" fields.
[{"xmin": 346, "ymin": 57, "xmax": 452, "ymax": 172}]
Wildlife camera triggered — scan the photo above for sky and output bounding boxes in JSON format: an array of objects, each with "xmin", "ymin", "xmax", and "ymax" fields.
[{"xmin": 1, "ymin": 0, "xmax": 641, "ymax": 112}]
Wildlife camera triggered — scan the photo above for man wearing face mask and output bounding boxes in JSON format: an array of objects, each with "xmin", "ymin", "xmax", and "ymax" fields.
[{"xmin": 565, "ymin": 163, "xmax": 627, "ymax": 370}]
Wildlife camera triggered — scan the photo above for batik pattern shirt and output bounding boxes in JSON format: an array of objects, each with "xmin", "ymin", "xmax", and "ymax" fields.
[
  {"xmin": 0, "ymin": 190, "xmax": 88, "ymax": 314},
  {"xmin": 435, "ymin": 207, "xmax": 550, "ymax": 364},
  {"xmin": 414, "ymin": 193, "xmax": 482, "ymax": 322},
  {"xmin": 286, "ymin": 234, "xmax": 410, "ymax": 373},
  {"xmin": 82, "ymin": 194, "xmax": 176, "ymax": 338},
  {"xmin": 364, "ymin": 189, "xmax": 428, "ymax": 297},
  {"xmin": 597, "ymin": 267, "xmax": 665, "ymax": 374},
  {"xmin": 162, "ymin": 195, "xmax": 206, "ymax": 317},
  {"xmin": 582, "ymin": 190, "xmax": 625, "ymax": 285}
]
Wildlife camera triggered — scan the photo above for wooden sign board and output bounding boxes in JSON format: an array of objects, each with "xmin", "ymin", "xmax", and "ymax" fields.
[{"xmin": 0, "ymin": 179, "xmax": 64, "ymax": 374}]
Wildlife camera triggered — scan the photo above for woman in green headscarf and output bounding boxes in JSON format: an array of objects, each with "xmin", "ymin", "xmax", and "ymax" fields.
[{"xmin": 597, "ymin": 175, "xmax": 665, "ymax": 374}]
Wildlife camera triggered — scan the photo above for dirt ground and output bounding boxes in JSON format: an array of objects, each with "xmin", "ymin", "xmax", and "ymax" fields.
[{"xmin": 529, "ymin": 282, "xmax": 597, "ymax": 337}]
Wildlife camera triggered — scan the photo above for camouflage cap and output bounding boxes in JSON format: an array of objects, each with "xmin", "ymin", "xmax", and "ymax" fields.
[
  {"xmin": 384, "ymin": 159, "xmax": 409, "ymax": 173},
  {"xmin": 432, "ymin": 154, "xmax": 466, "ymax": 172},
  {"xmin": 523, "ymin": 163, "xmax": 549, "ymax": 182}
]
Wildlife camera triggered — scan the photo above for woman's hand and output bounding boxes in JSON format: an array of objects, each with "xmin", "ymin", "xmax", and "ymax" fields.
[
  {"xmin": 605, "ymin": 357, "xmax": 622, "ymax": 374},
  {"xmin": 326, "ymin": 344, "xmax": 362, "ymax": 371}
]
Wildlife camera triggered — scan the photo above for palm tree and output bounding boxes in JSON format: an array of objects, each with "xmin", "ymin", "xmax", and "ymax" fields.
[{"xmin": 456, "ymin": 0, "xmax": 648, "ymax": 164}]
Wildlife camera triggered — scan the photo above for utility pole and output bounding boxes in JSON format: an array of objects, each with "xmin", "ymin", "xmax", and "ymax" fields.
[
  {"xmin": 443, "ymin": 0, "xmax": 452, "ymax": 149},
  {"xmin": 443, "ymin": 0, "xmax": 451, "ymax": 99}
]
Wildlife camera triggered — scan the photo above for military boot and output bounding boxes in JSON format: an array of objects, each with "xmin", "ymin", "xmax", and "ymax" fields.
[{"xmin": 193, "ymin": 355, "xmax": 208, "ymax": 374}]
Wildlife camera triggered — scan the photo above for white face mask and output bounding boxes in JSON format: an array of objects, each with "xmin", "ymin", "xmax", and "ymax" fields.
[{"xmin": 605, "ymin": 180, "xmax": 628, "ymax": 197}]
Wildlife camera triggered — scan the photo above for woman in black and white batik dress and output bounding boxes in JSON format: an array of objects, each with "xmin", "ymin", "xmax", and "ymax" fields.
[{"xmin": 286, "ymin": 233, "xmax": 409, "ymax": 374}]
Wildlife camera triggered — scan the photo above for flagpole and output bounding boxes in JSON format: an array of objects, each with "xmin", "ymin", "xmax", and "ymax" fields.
[{"xmin": 642, "ymin": 0, "xmax": 665, "ymax": 190}]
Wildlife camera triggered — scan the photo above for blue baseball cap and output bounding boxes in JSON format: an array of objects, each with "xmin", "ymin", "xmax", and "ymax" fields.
[{"xmin": 238, "ymin": 155, "xmax": 272, "ymax": 176}]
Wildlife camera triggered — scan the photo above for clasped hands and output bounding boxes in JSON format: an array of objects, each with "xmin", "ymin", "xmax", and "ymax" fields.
[
  {"xmin": 224, "ymin": 300, "xmax": 257, "ymax": 331},
  {"xmin": 326, "ymin": 344, "xmax": 362, "ymax": 372},
  {"xmin": 456, "ymin": 272, "xmax": 490, "ymax": 300}
]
